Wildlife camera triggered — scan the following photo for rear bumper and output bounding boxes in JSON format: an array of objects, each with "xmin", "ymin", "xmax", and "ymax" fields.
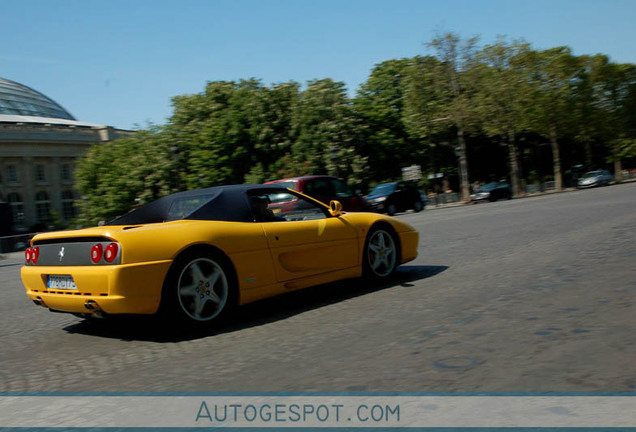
[
  {"xmin": 21, "ymin": 260, "xmax": 172, "ymax": 315},
  {"xmin": 577, "ymin": 182, "xmax": 599, "ymax": 189},
  {"xmin": 470, "ymin": 194, "xmax": 490, "ymax": 201}
]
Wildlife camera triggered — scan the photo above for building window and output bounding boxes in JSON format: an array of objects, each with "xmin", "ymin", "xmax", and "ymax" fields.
[
  {"xmin": 61, "ymin": 164, "xmax": 72, "ymax": 181},
  {"xmin": 7, "ymin": 192, "xmax": 25, "ymax": 227},
  {"xmin": 7, "ymin": 165, "xmax": 18, "ymax": 183},
  {"xmin": 61, "ymin": 190, "xmax": 76, "ymax": 221},
  {"xmin": 35, "ymin": 165, "xmax": 46, "ymax": 182},
  {"xmin": 35, "ymin": 191, "xmax": 51, "ymax": 225}
]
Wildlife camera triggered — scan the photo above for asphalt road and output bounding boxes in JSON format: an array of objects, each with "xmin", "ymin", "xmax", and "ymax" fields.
[{"xmin": 1, "ymin": 182, "xmax": 635, "ymax": 392}]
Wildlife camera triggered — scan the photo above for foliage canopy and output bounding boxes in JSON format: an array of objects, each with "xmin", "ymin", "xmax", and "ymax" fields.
[{"xmin": 74, "ymin": 33, "xmax": 636, "ymax": 225}]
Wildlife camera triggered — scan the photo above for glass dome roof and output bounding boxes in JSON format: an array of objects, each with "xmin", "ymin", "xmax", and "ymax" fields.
[{"xmin": 0, "ymin": 77, "xmax": 75, "ymax": 120}]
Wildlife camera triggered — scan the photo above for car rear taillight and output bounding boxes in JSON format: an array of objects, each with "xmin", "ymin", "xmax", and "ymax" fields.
[
  {"xmin": 90, "ymin": 243, "xmax": 118, "ymax": 264},
  {"xmin": 104, "ymin": 243, "xmax": 119, "ymax": 263},
  {"xmin": 90, "ymin": 244, "xmax": 103, "ymax": 264},
  {"xmin": 25, "ymin": 247, "xmax": 39, "ymax": 264}
]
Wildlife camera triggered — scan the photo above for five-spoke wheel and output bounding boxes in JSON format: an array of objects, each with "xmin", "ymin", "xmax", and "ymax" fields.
[
  {"xmin": 364, "ymin": 226, "xmax": 398, "ymax": 279},
  {"xmin": 177, "ymin": 257, "xmax": 228, "ymax": 322},
  {"xmin": 161, "ymin": 251, "xmax": 235, "ymax": 326}
]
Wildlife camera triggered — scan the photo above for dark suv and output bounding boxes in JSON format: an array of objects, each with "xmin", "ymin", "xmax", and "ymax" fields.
[
  {"xmin": 264, "ymin": 175, "xmax": 369, "ymax": 212},
  {"xmin": 364, "ymin": 181, "xmax": 425, "ymax": 216}
]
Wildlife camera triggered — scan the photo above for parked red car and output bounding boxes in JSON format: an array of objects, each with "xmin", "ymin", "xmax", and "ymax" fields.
[{"xmin": 264, "ymin": 175, "xmax": 370, "ymax": 212}]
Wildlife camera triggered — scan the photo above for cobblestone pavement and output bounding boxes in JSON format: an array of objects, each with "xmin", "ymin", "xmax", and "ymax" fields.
[{"xmin": 1, "ymin": 182, "xmax": 634, "ymax": 392}]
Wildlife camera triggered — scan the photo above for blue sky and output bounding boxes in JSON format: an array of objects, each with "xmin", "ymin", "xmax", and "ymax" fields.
[{"xmin": 2, "ymin": 0, "xmax": 635, "ymax": 130}]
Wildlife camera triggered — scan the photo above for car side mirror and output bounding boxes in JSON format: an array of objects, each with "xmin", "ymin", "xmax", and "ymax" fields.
[{"xmin": 329, "ymin": 200, "xmax": 343, "ymax": 217}]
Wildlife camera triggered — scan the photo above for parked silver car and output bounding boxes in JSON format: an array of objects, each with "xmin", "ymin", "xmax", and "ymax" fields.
[{"xmin": 577, "ymin": 170, "xmax": 613, "ymax": 189}]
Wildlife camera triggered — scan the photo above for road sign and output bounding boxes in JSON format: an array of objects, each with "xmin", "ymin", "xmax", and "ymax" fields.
[{"xmin": 402, "ymin": 165, "xmax": 422, "ymax": 181}]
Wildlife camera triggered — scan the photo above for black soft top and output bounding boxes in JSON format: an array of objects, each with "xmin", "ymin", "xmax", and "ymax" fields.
[{"xmin": 106, "ymin": 184, "xmax": 289, "ymax": 225}]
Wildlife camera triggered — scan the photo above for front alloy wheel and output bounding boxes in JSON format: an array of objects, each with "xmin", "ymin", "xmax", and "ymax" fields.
[
  {"xmin": 364, "ymin": 227, "xmax": 398, "ymax": 278},
  {"xmin": 176, "ymin": 257, "xmax": 229, "ymax": 322}
]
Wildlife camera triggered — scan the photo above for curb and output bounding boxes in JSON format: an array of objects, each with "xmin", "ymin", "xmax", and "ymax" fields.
[{"xmin": 424, "ymin": 180, "xmax": 636, "ymax": 210}]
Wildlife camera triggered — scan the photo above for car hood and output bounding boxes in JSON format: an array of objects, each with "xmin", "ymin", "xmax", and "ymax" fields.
[
  {"xmin": 578, "ymin": 177, "xmax": 599, "ymax": 183},
  {"xmin": 365, "ymin": 194, "xmax": 388, "ymax": 200}
]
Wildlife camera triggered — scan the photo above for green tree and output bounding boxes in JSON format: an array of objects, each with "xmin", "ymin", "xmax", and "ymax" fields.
[
  {"xmin": 75, "ymin": 128, "xmax": 175, "ymax": 225},
  {"xmin": 291, "ymin": 79, "xmax": 369, "ymax": 188},
  {"xmin": 403, "ymin": 55, "xmax": 450, "ymax": 185},
  {"xmin": 355, "ymin": 59, "xmax": 420, "ymax": 181},
  {"xmin": 167, "ymin": 79, "xmax": 299, "ymax": 187},
  {"xmin": 593, "ymin": 62, "xmax": 636, "ymax": 181},
  {"xmin": 168, "ymin": 80, "xmax": 236, "ymax": 188},
  {"xmin": 426, "ymin": 32, "xmax": 480, "ymax": 201},
  {"xmin": 569, "ymin": 54, "xmax": 610, "ymax": 168},
  {"xmin": 247, "ymin": 82, "xmax": 300, "ymax": 183},
  {"xmin": 523, "ymin": 47, "xmax": 580, "ymax": 191},
  {"xmin": 471, "ymin": 38, "xmax": 532, "ymax": 196}
]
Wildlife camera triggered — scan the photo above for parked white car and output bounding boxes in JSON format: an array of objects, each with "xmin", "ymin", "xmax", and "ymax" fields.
[{"xmin": 577, "ymin": 170, "xmax": 613, "ymax": 189}]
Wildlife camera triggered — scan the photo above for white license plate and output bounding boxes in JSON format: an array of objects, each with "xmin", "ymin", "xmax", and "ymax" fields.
[{"xmin": 47, "ymin": 275, "xmax": 77, "ymax": 290}]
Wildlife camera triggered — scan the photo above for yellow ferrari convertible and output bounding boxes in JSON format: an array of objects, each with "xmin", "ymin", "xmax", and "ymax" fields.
[{"xmin": 21, "ymin": 185, "xmax": 418, "ymax": 326}]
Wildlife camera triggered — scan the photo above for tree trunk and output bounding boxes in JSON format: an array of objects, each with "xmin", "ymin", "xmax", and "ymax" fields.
[
  {"xmin": 550, "ymin": 124, "xmax": 563, "ymax": 191},
  {"xmin": 457, "ymin": 126, "xmax": 470, "ymax": 202},
  {"xmin": 507, "ymin": 129, "xmax": 521, "ymax": 196},
  {"xmin": 614, "ymin": 159, "xmax": 623, "ymax": 183},
  {"xmin": 583, "ymin": 134, "xmax": 593, "ymax": 168}
]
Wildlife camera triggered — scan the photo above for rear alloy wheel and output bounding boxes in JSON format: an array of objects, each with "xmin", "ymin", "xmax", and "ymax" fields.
[
  {"xmin": 413, "ymin": 200, "xmax": 423, "ymax": 212},
  {"xmin": 177, "ymin": 257, "xmax": 229, "ymax": 322},
  {"xmin": 161, "ymin": 252, "xmax": 236, "ymax": 326},
  {"xmin": 363, "ymin": 226, "xmax": 398, "ymax": 279}
]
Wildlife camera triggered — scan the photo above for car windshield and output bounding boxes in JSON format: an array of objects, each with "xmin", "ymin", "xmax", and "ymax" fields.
[
  {"xmin": 272, "ymin": 181, "xmax": 297, "ymax": 190},
  {"xmin": 479, "ymin": 183, "xmax": 498, "ymax": 191},
  {"xmin": 582, "ymin": 171, "xmax": 601, "ymax": 178},
  {"xmin": 370, "ymin": 183, "xmax": 395, "ymax": 195}
]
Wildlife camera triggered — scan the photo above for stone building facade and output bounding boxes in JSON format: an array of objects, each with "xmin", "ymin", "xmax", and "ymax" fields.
[{"xmin": 0, "ymin": 77, "xmax": 130, "ymax": 232}]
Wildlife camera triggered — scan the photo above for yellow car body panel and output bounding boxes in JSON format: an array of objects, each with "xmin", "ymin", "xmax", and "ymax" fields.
[
  {"xmin": 22, "ymin": 260, "xmax": 172, "ymax": 314},
  {"xmin": 261, "ymin": 216, "xmax": 359, "ymax": 281},
  {"xmin": 21, "ymin": 193, "xmax": 418, "ymax": 318}
]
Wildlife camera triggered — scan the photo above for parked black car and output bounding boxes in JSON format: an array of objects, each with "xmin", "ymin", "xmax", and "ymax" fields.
[
  {"xmin": 470, "ymin": 182, "xmax": 513, "ymax": 202},
  {"xmin": 365, "ymin": 181, "xmax": 425, "ymax": 216}
]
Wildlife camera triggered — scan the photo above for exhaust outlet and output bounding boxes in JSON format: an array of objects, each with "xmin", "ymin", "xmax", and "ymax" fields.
[
  {"xmin": 84, "ymin": 300, "xmax": 104, "ymax": 318},
  {"xmin": 33, "ymin": 297, "xmax": 47, "ymax": 307},
  {"xmin": 84, "ymin": 300, "xmax": 101, "ymax": 311}
]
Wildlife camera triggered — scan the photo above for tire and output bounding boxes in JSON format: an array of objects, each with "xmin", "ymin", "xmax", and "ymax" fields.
[
  {"xmin": 413, "ymin": 200, "xmax": 423, "ymax": 212},
  {"xmin": 160, "ymin": 250, "xmax": 236, "ymax": 326},
  {"xmin": 387, "ymin": 204, "xmax": 397, "ymax": 216},
  {"xmin": 363, "ymin": 225, "xmax": 399, "ymax": 279}
]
